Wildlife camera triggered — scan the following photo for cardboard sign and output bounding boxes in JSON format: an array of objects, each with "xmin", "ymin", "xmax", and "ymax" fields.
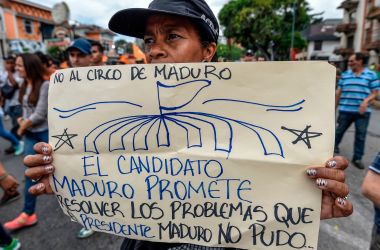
[{"xmin": 49, "ymin": 62, "xmax": 335, "ymax": 249}]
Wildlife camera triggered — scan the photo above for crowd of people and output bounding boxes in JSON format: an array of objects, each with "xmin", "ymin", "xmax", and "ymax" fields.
[
  {"xmin": 0, "ymin": 39, "xmax": 109, "ymax": 249},
  {"xmin": 0, "ymin": 0, "xmax": 379, "ymax": 249}
]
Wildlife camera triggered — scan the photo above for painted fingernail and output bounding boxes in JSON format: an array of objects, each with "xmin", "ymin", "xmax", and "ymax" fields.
[
  {"xmin": 316, "ymin": 178, "xmax": 328, "ymax": 187},
  {"xmin": 327, "ymin": 160, "xmax": 337, "ymax": 168},
  {"xmin": 41, "ymin": 146, "xmax": 49, "ymax": 154},
  {"xmin": 36, "ymin": 183, "xmax": 45, "ymax": 191},
  {"xmin": 43, "ymin": 156, "xmax": 51, "ymax": 162},
  {"xmin": 45, "ymin": 165, "xmax": 54, "ymax": 173},
  {"xmin": 337, "ymin": 197, "xmax": 346, "ymax": 206},
  {"xmin": 306, "ymin": 169, "xmax": 317, "ymax": 176}
]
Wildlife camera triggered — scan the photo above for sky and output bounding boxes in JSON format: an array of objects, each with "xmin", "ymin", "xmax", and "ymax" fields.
[{"xmin": 31, "ymin": 0, "xmax": 343, "ymax": 37}]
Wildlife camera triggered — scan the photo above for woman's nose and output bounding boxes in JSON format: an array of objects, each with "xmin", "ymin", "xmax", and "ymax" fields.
[{"xmin": 148, "ymin": 42, "xmax": 167, "ymax": 60}]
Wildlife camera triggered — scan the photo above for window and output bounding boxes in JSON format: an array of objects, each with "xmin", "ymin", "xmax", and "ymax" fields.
[
  {"xmin": 23, "ymin": 19, "xmax": 33, "ymax": 34},
  {"xmin": 314, "ymin": 41, "xmax": 322, "ymax": 51},
  {"xmin": 347, "ymin": 36, "xmax": 354, "ymax": 49}
]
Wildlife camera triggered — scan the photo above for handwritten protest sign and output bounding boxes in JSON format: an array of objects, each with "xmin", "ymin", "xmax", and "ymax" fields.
[{"xmin": 48, "ymin": 62, "xmax": 335, "ymax": 249}]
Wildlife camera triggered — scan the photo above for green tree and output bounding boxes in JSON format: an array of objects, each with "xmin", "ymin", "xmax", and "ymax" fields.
[
  {"xmin": 217, "ymin": 44, "xmax": 244, "ymax": 61},
  {"xmin": 219, "ymin": 0, "xmax": 317, "ymax": 60},
  {"xmin": 47, "ymin": 46, "xmax": 65, "ymax": 62}
]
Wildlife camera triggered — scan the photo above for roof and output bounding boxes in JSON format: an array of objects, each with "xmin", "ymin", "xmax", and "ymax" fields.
[
  {"xmin": 11, "ymin": 0, "xmax": 51, "ymax": 11},
  {"xmin": 304, "ymin": 19, "xmax": 342, "ymax": 41},
  {"xmin": 75, "ymin": 24, "xmax": 115, "ymax": 36}
]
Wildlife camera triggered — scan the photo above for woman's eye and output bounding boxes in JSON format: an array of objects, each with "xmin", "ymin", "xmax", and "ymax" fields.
[
  {"xmin": 144, "ymin": 37, "xmax": 154, "ymax": 45},
  {"xmin": 168, "ymin": 34, "xmax": 180, "ymax": 40}
]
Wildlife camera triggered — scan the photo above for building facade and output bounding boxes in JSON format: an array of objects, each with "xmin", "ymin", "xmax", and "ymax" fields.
[
  {"xmin": 365, "ymin": 0, "xmax": 380, "ymax": 64},
  {"xmin": 305, "ymin": 19, "xmax": 342, "ymax": 61},
  {"xmin": 335, "ymin": 0, "xmax": 380, "ymax": 64},
  {"xmin": 0, "ymin": 0, "xmax": 54, "ymax": 56},
  {"xmin": 73, "ymin": 24, "xmax": 115, "ymax": 54}
]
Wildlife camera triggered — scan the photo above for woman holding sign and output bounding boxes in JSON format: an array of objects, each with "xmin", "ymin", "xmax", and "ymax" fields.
[{"xmin": 23, "ymin": 0, "xmax": 352, "ymax": 249}]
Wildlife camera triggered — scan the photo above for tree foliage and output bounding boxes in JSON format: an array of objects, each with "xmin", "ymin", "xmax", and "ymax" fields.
[
  {"xmin": 217, "ymin": 44, "xmax": 244, "ymax": 61},
  {"xmin": 47, "ymin": 46, "xmax": 65, "ymax": 62},
  {"xmin": 219, "ymin": 0, "xmax": 317, "ymax": 60}
]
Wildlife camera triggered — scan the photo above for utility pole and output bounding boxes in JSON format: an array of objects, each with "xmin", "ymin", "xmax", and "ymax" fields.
[{"xmin": 290, "ymin": 0, "xmax": 296, "ymax": 60}]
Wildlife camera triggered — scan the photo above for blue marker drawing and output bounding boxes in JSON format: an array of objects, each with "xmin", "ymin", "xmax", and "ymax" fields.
[
  {"xmin": 203, "ymin": 99, "xmax": 305, "ymax": 112},
  {"xmin": 54, "ymin": 79, "xmax": 306, "ymax": 157},
  {"xmin": 53, "ymin": 101, "xmax": 142, "ymax": 118}
]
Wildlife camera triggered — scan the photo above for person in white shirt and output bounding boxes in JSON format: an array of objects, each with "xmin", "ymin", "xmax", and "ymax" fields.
[{"xmin": 0, "ymin": 56, "xmax": 24, "ymax": 155}]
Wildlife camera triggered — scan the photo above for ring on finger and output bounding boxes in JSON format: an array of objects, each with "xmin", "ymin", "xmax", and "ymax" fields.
[{"xmin": 31, "ymin": 177, "xmax": 41, "ymax": 183}]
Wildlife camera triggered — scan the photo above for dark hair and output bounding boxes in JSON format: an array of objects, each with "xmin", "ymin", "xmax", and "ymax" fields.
[
  {"xmin": 51, "ymin": 58, "xmax": 60, "ymax": 68},
  {"xmin": 35, "ymin": 51, "xmax": 49, "ymax": 66},
  {"xmin": 92, "ymin": 41, "xmax": 105, "ymax": 53},
  {"xmin": 34, "ymin": 51, "xmax": 54, "ymax": 77},
  {"xmin": 352, "ymin": 52, "xmax": 367, "ymax": 64},
  {"xmin": 17, "ymin": 53, "xmax": 45, "ymax": 106},
  {"xmin": 3, "ymin": 56, "xmax": 15, "ymax": 62}
]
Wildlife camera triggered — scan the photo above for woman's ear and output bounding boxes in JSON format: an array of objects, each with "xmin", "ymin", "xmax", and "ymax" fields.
[{"xmin": 202, "ymin": 42, "xmax": 217, "ymax": 62}]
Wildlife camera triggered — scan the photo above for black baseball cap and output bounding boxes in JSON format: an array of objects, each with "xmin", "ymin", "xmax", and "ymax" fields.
[{"xmin": 108, "ymin": 0, "xmax": 219, "ymax": 43}]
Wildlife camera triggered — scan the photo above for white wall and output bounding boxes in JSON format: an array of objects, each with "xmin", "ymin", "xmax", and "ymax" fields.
[
  {"xmin": 354, "ymin": 0, "xmax": 366, "ymax": 51},
  {"xmin": 307, "ymin": 40, "xmax": 340, "ymax": 60}
]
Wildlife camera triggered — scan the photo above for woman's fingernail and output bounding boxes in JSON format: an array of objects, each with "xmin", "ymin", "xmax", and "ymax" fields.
[
  {"xmin": 316, "ymin": 178, "xmax": 328, "ymax": 187},
  {"xmin": 41, "ymin": 146, "xmax": 49, "ymax": 154},
  {"xmin": 45, "ymin": 165, "xmax": 54, "ymax": 173},
  {"xmin": 43, "ymin": 156, "xmax": 51, "ymax": 162},
  {"xmin": 337, "ymin": 197, "xmax": 346, "ymax": 206},
  {"xmin": 306, "ymin": 169, "xmax": 317, "ymax": 176},
  {"xmin": 36, "ymin": 183, "xmax": 45, "ymax": 191},
  {"xmin": 327, "ymin": 160, "xmax": 337, "ymax": 168}
]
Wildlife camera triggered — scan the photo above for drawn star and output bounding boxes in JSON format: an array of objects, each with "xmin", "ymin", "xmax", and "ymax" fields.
[
  {"xmin": 52, "ymin": 128, "xmax": 78, "ymax": 151},
  {"xmin": 281, "ymin": 125, "xmax": 322, "ymax": 149}
]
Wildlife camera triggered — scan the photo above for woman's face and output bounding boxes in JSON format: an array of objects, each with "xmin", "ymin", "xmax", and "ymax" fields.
[
  {"xmin": 15, "ymin": 56, "xmax": 26, "ymax": 78},
  {"xmin": 144, "ymin": 14, "xmax": 216, "ymax": 64}
]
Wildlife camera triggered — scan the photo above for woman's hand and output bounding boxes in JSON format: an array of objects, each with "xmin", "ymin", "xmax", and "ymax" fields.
[
  {"xmin": 0, "ymin": 174, "xmax": 19, "ymax": 194},
  {"xmin": 24, "ymin": 142, "xmax": 54, "ymax": 195},
  {"xmin": 306, "ymin": 156, "xmax": 353, "ymax": 219},
  {"xmin": 17, "ymin": 118, "xmax": 32, "ymax": 137},
  {"xmin": 17, "ymin": 117, "xmax": 23, "ymax": 125},
  {"xmin": 17, "ymin": 127, "xmax": 25, "ymax": 137}
]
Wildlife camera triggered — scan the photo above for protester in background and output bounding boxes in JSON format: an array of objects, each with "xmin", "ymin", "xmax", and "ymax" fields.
[
  {"xmin": 23, "ymin": 0, "xmax": 353, "ymax": 249},
  {"xmin": 35, "ymin": 52, "xmax": 59, "ymax": 80},
  {"xmin": 63, "ymin": 38, "xmax": 95, "ymax": 239},
  {"xmin": 335, "ymin": 53, "xmax": 380, "ymax": 169},
  {"xmin": 66, "ymin": 38, "xmax": 92, "ymax": 68},
  {"xmin": 50, "ymin": 58, "xmax": 60, "ymax": 72},
  {"xmin": 0, "ymin": 161, "xmax": 20, "ymax": 206},
  {"xmin": 0, "ymin": 56, "xmax": 24, "ymax": 155},
  {"xmin": 0, "ymin": 224, "xmax": 20, "ymax": 250},
  {"xmin": 90, "ymin": 41, "xmax": 105, "ymax": 66},
  {"xmin": 362, "ymin": 152, "xmax": 380, "ymax": 250},
  {"xmin": 4, "ymin": 53, "xmax": 49, "ymax": 232},
  {"xmin": 242, "ymin": 49, "xmax": 255, "ymax": 62},
  {"xmin": 257, "ymin": 55, "xmax": 266, "ymax": 61},
  {"xmin": 0, "ymin": 102, "xmax": 23, "ymax": 156}
]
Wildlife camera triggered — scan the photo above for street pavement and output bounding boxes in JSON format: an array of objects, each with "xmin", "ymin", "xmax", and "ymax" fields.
[{"xmin": 1, "ymin": 109, "xmax": 379, "ymax": 250}]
